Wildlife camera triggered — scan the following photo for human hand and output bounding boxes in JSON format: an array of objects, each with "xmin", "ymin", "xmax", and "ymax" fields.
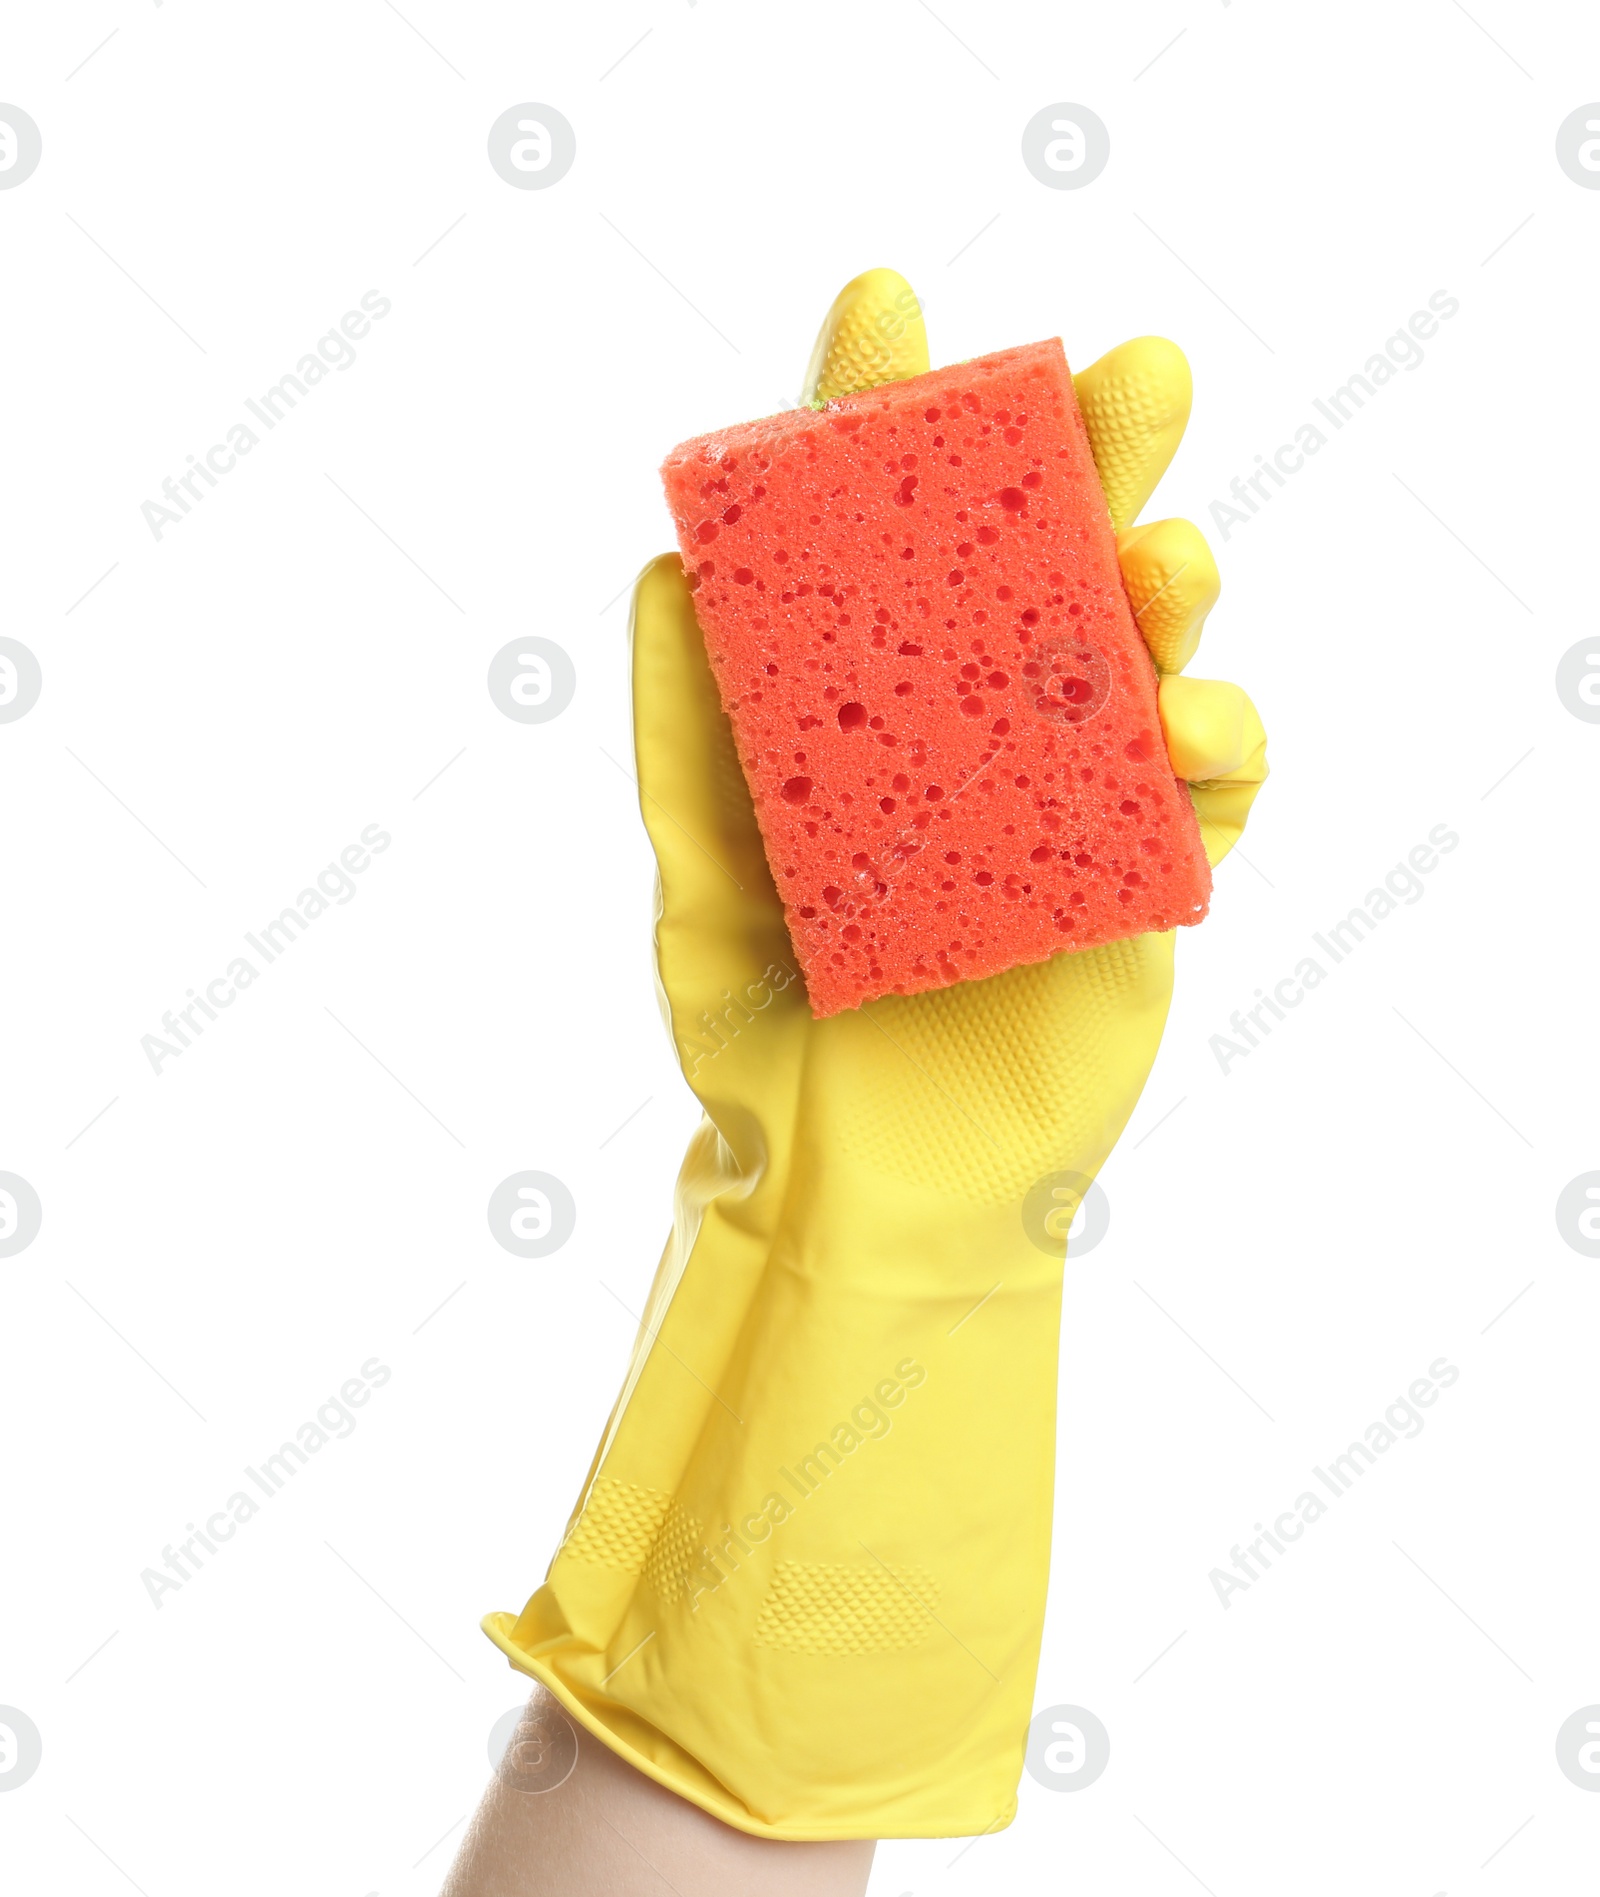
[{"xmin": 483, "ymin": 268, "xmax": 1267, "ymax": 1841}]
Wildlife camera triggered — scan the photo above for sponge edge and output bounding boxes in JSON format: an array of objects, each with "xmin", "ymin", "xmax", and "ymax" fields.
[{"xmin": 662, "ymin": 339, "xmax": 1212, "ymax": 1017}]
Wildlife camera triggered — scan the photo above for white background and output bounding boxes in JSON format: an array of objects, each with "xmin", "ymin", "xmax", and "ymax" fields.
[{"xmin": 2, "ymin": 3, "xmax": 1597, "ymax": 1893}]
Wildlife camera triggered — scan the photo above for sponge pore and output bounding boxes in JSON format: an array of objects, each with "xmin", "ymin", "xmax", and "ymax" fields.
[{"xmin": 660, "ymin": 339, "xmax": 1211, "ymax": 1017}]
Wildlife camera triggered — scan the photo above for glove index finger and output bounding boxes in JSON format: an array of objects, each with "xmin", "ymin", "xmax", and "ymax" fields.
[{"xmin": 801, "ymin": 268, "xmax": 929, "ymax": 406}]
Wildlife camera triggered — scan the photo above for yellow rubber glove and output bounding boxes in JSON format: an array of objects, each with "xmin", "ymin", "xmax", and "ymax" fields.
[{"xmin": 484, "ymin": 270, "xmax": 1267, "ymax": 1841}]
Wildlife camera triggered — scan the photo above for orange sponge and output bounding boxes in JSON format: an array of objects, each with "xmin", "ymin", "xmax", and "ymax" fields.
[{"xmin": 661, "ymin": 339, "xmax": 1211, "ymax": 1016}]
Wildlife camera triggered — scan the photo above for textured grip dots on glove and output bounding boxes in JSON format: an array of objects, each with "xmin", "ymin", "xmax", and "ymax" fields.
[
  {"xmin": 801, "ymin": 267, "xmax": 930, "ymax": 405},
  {"xmin": 558, "ymin": 1478, "xmax": 944, "ymax": 1655},
  {"xmin": 1071, "ymin": 337, "xmax": 1192, "ymax": 533},
  {"xmin": 826, "ymin": 933, "xmax": 1166, "ymax": 1204},
  {"xmin": 753, "ymin": 1562, "xmax": 940, "ymax": 1656},
  {"xmin": 561, "ymin": 1476, "xmax": 706, "ymax": 1605}
]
